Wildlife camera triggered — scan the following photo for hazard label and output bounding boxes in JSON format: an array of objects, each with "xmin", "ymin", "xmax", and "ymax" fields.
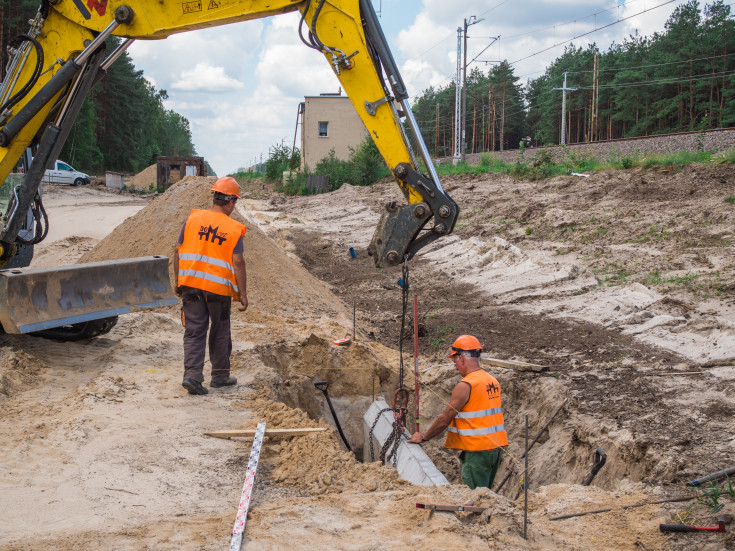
[
  {"xmin": 208, "ymin": 0, "xmax": 221, "ymax": 8},
  {"xmin": 182, "ymin": 1, "xmax": 202, "ymax": 14}
]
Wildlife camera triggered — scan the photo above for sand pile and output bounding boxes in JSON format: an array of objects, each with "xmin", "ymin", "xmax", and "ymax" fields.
[
  {"xmin": 125, "ymin": 164, "xmax": 157, "ymax": 191},
  {"xmin": 80, "ymin": 175, "xmax": 353, "ymax": 325},
  {"xmin": 243, "ymin": 399, "xmax": 404, "ymax": 495}
]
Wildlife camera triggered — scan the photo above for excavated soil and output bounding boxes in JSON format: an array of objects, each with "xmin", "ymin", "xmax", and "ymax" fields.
[{"xmin": 1, "ymin": 166, "xmax": 734, "ymax": 550}]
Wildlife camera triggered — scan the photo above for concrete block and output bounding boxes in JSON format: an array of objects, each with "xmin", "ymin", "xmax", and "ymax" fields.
[{"xmin": 363, "ymin": 399, "xmax": 449, "ymax": 486}]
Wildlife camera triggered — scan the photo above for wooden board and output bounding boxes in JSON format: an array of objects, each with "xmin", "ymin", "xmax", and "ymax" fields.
[
  {"xmin": 482, "ymin": 357, "xmax": 548, "ymax": 372},
  {"xmin": 205, "ymin": 427, "xmax": 327, "ymax": 439}
]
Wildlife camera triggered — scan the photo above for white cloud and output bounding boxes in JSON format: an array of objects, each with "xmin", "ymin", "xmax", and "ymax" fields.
[{"xmin": 171, "ymin": 64, "xmax": 245, "ymax": 91}]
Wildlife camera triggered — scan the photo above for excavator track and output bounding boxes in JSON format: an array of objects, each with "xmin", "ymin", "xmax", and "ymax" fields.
[{"xmin": 28, "ymin": 315, "xmax": 118, "ymax": 341}]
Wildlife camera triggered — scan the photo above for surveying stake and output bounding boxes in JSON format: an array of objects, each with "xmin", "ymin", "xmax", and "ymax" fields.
[{"xmin": 230, "ymin": 421, "xmax": 266, "ymax": 551}]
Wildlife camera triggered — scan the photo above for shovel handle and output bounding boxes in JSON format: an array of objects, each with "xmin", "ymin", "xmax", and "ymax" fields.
[{"xmin": 314, "ymin": 381, "xmax": 329, "ymax": 392}]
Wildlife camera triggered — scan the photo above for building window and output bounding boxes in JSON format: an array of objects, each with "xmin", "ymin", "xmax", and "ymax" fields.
[{"xmin": 318, "ymin": 121, "xmax": 328, "ymax": 137}]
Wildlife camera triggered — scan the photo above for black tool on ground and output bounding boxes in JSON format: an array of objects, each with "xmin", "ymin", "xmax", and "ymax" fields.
[
  {"xmin": 660, "ymin": 517, "xmax": 725, "ymax": 533},
  {"xmin": 583, "ymin": 448, "xmax": 607, "ymax": 486},
  {"xmin": 314, "ymin": 380, "xmax": 351, "ymax": 452},
  {"xmin": 416, "ymin": 502, "xmax": 487, "ymax": 513}
]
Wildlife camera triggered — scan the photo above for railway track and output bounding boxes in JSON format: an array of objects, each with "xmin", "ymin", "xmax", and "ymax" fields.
[{"xmin": 445, "ymin": 126, "xmax": 735, "ymax": 165}]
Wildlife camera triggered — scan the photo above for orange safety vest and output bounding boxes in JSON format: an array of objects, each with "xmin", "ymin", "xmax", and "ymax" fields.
[
  {"xmin": 445, "ymin": 369, "xmax": 508, "ymax": 451},
  {"xmin": 177, "ymin": 209, "xmax": 246, "ymax": 299}
]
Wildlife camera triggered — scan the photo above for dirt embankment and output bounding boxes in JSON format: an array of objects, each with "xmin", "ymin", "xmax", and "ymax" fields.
[{"xmin": 2, "ymin": 166, "xmax": 735, "ymax": 550}]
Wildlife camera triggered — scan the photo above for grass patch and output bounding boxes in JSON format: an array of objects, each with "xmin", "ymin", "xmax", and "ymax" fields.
[
  {"xmin": 644, "ymin": 270, "xmax": 724, "ymax": 296},
  {"xmin": 230, "ymin": 171, "xmax": 264, "ymax": 180},
  {"xmin": 594, "ymin": 264, "xmax": 632, "ymax": 286},
  {"xmin": 642, "ymin": 150, "xmax": 712, "ymax": 169},
  {"xmin": 429, "ymin": 324, "xmax": 455, "ymax": 351}
]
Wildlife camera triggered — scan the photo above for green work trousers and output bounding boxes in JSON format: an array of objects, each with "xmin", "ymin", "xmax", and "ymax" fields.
[{"xmin": 459, "ymin": 449, "xmax": 502, "ymax": 490}]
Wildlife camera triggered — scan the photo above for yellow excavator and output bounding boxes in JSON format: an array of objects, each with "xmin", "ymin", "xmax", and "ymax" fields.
[{"xmin": 0, "ymin": 0, "xmax": 458, "ymax": 339}]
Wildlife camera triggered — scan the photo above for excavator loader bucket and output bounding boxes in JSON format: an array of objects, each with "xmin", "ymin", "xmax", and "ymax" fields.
[{"xmin": 0, "ymin": 256, "xmax": 177, "ymax": 334}]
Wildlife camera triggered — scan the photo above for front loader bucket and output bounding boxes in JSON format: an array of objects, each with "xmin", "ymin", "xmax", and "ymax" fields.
[{"xmin": 0, "ymin": 256, "xmax": 177, "ymax": 334}]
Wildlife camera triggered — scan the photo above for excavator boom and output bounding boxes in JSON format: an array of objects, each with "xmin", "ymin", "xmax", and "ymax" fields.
[{"xmin": 0, "ymin": 0, "xmax": 458, "ymax": 336}]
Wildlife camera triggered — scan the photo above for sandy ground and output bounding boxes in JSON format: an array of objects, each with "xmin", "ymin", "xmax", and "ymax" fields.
[{"xmin": 1, "ymin": 170, "xmax": 734, "ymax": 550}]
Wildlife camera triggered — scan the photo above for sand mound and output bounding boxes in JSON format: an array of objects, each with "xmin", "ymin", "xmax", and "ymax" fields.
[
  {"xmin": 243, "ymin": 398, "xmax": 404, "ymax": 495},
  {"xmin": 125, "ymin": 164, "xmax": 157, "ymax": 191},
  {"xmin": 80, "ymin": 176, "xmax": 352, "ymax": 324}
]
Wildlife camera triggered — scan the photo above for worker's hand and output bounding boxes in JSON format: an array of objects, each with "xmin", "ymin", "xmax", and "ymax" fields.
[
  {"xmin": 407, "ymin": 431, "xmax": 424, "ymax": 444},
  {"xmin": 174, "ymin": 285, "xmax": 182, "ymax": 298},
  {"xmin": 238, "ymin": 296, "xmax": 248, "ymax": 311}
]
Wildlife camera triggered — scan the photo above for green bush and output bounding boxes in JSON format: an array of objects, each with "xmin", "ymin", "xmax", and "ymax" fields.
[
  {"xmin": 313, "ymin": 137, "xmax": 389, "ymax": 191},
  {"xmin": 264, "ymin": 144, "xmax": 301, "ymax": 182}
]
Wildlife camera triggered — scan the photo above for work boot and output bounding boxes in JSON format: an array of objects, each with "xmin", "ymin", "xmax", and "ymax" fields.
[
  {"xmin": 210, "ymin": 376, "xmax": 237, "ymax": 388},
  {"xmin": 182, "ymin": 378, "xmax": 208, "ymax": 395}
]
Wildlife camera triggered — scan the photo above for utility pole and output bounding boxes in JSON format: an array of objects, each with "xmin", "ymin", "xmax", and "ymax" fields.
[
  {"xmin": 553, "ymin": 72, "xmax": 578, "ymax": 146},
  {"xmin": 453, "ymin": 25, "xmax": 462, "ymax": 165},
  {"xmin": 461, "ymin": 16, "xmax": 484, "ymax": 162}
]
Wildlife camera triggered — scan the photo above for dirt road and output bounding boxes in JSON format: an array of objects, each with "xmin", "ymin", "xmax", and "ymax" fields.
[{"xmin": 1, "ymin": 169, "xmax": 733, "ymax": 550}]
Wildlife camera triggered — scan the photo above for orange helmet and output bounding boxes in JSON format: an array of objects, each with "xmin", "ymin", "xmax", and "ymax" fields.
[
  {"xmin": 211, "ymin": 176, "xmax": 241, "ymax": 198},
  {"xmin": 448, "ymin": 335, "xmax": 483, "ymax": 358}
]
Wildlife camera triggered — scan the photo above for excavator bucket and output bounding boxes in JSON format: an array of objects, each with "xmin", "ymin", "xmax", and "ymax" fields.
[{"xmin": 0, "ymin": 256, "xmax": 177, "ymax": 334}]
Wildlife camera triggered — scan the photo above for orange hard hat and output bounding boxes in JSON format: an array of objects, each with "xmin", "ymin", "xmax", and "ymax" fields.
[
  {"xmin": 211, "ymin": 176, "xmax": 241, "ymax": 198},
  {"xmin": 448, "ymin": 334, "xmax": 483, "ymax": 358}
]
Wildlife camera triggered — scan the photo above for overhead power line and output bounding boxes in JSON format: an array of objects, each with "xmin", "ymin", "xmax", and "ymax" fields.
[
  {"xmin": 509, "ymin": 0, "xmax": 678, "ymax": 66},
  {"xmin": 565, "ymin": 51, "xmax": 735, "ymax": 75},
  {"xmin": 500, "ymin": 0, "xmax": 648, "ymax": 41}
]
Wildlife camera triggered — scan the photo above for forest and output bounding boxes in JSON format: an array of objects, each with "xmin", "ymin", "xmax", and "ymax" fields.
[
  {"xmin": 0, "ymin": 0, "xmax": 196, "ymax": 174},
  {"xmin": 412, "ymin": 0, "xmax": 734, "ymax": 156}
]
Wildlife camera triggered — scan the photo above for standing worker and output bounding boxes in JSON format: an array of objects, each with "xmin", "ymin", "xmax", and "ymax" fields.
[
  {"xmin": 173, "ymin": 177, "xmax": 248, "ymax": 395},
  {"xmin": 408, "ymin": 335, "xmax": 508, "ymax": 489}
]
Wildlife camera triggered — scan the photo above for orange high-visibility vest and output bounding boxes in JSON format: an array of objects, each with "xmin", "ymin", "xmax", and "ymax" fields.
[
  {"xmin": 177, "ymin": 209, "xmax": 246, "ymax": 299},
  {"xmin": 445, "ymin": 369, "xmax": 508, "ymax": 451}
]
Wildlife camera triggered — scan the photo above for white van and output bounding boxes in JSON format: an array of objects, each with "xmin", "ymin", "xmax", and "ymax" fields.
[{"xmin": 42, "ymin": 160, "xmax": 90, "ymax": 186}]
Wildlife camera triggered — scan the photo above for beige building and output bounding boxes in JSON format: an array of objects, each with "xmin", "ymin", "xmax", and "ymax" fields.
[{"xmin": 300, "ymin": 93, "xmax": 367, "ymax": 170}]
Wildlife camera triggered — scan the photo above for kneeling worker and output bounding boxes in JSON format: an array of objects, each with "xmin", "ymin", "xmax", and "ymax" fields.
[
  {"xmin": 408, "ymin": 335, "xmax": 508, "ymax": 489},
  {"xmin": 174, "ymin": 177, "xmax": 248, "ymax": 395}
]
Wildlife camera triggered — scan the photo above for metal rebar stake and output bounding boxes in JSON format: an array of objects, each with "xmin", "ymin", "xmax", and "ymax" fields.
[{"xmin": 524, "ymin": 414, "xmax": 529, "ymax": 540}]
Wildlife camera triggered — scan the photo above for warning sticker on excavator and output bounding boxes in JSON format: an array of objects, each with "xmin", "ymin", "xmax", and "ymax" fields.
[
  {"xmin": 208, "ymin": 0, "xmax": 221, "ymax": 8},
  {"xmin": 182, "ymin": 1, "xmax": 202, "ymax": 15}
]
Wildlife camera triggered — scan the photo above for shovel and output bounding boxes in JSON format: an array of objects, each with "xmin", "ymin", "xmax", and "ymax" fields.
[
  {"xmin": 314, "ymin": 381, "xmax": 351, "ymax": 452},
  {"xmin": 583, "ymin": 448, "xmax": 607, "ymax": 486}
]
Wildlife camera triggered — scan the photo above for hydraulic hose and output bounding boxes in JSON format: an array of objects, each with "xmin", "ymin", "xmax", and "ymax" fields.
[{"xmin": 0, "ymin": 35, "xmax": 44, "ymax": 115}]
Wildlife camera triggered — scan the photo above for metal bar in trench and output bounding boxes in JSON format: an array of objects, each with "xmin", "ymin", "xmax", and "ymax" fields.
[{"xmin": 413, "ymin": 294, "xmax": 419, "ymax": 433}]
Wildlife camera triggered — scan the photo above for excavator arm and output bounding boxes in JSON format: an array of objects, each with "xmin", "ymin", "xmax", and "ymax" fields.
[{"xmin": 0, "ymin": 0, "xmax": 458, "ymax": 334}]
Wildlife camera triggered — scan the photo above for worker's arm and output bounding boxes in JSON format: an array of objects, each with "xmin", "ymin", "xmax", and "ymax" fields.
[
  {"xmin": 233, "ymin": 252, "xmax": 248, "ymax": 311},
  {"xmin": 173, "ymin": 242, "xmax": 182, "ymax": 298},
  {"xmin": 407, "ymin": 381, "xmax": 471, "ymax": 444}
]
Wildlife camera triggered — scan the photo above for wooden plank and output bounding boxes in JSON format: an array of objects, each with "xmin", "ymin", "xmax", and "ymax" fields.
[
  {"xmin": 482, "ymin": 357, "xmax": 548, "ymax": 372},
  {"xmin": 205, "ymin": 427, "xmax": 327, "ymax": 439}
]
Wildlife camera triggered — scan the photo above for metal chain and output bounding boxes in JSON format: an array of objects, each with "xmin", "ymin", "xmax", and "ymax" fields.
[
  {"xmin": 368, "ymin": 407, "xmax": 393, "ymax": 463},
  {"xmin": 380, "ymin": 420, "xmax": 403, "ymax": 468}
]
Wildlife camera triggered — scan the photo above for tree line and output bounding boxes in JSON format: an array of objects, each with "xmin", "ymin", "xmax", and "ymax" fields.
[
  {"xmin": 412, "ymin": 0, "xmax": 734, "ymax": 155},
  {"xmin": 1, "ymin": 1, "xmax": 196, "ymax": 174}
]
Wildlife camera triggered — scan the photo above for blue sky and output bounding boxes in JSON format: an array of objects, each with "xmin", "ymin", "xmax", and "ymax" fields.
[{"xmin": 127, "ymin": 1, "xmax": 689, "ymax": 175}]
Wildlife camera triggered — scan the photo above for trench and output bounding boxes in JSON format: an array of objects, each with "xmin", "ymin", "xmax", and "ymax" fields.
[{"xmin": 255, "ymin": 335, "xmax": 662, "ymax": 494}]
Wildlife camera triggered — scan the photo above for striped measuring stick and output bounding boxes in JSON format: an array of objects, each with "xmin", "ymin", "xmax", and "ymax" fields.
[{"xmin": 229, "ymin": 421, "xmax": 266, "ymax": 551}]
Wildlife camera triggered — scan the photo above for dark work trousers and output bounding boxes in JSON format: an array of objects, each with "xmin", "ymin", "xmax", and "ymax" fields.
[{"xmin": 181, "ymin": 287, "xmax": 233, "ymax": 384}]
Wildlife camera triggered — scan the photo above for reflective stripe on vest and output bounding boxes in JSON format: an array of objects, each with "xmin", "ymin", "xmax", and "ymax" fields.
[
  {"xmin": 445, "ymin": 369, "xmax": 508, "ymax": 451},
  {"xmin": 177, "ymin": 209, "xmax": 246, "ymax": 298},
  {"xmin": 178, "ymin": 269, "xmax": 239, "ymax": 294},
  {"xmin": 447, "ymin": 423, "xmax": 507, "ymax": 437}
]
